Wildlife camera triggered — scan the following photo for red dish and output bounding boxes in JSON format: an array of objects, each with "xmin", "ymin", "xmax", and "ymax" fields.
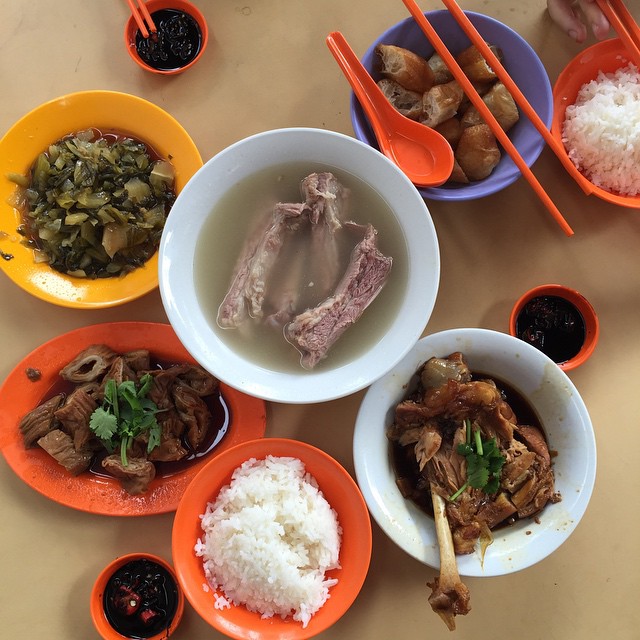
[{"xmin": 0, "ymin": 322, "xmax": 266, "ymax": 515}]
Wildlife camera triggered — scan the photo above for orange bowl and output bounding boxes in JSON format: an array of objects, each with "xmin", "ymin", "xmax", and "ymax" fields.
[
  {"xmin": 552, "ymin": 38, "xmax": 640, "ymax": 208},
  {"xmin": 0, "ymin": 90, "xmax": 202, "ymax": 308},
  {"xmin": 124, "ymin": 0, "xmax": 209, "ymax": 75},
  {"xmin": 91, "ymin": 552, "xmax": 184, "ymax": 639},
  {"xmin": 509, "ymin": 284, "xmax": 599, "ymax": 371},
  {"xmin": 172, "ymin": 438, "xmax": 372, "ymax": 639}
]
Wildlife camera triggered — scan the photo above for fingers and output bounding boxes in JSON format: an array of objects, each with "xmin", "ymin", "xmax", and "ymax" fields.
[
  {"xmin": 547, "ymin": 0, "xmax": 588, "ymax": 42},
  {"xmin": 546, "ymin": 0, "xmax": 610, "ymax": 42},
  {"xmin": 578, "ymin": 0, "xmax": 611, "ymax": 40}
]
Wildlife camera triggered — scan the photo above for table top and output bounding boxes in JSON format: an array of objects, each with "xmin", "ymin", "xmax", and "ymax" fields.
[{"xmin": 1, "ymin": 1, "xmax": 639, "ymax": 639}]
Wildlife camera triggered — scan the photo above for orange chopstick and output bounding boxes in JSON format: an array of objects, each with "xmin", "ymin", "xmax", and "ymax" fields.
[
  {"xmin": 136, "ymin": 0, "xmax": 157, "ymax": 35},
  {"xmin": 126, "ymin": 0, "xmax": 148, "ymax": 38},
  {"xmin": 438, "ymin": 0, "xmax": 593, "ymax": 197},
  {"xmin": 596, "ymin": 0, "xmax": 640, "ymax": 68},
  {"xmin": 402, "ymin": 0, "xmax": 574, "ymax": 237}
]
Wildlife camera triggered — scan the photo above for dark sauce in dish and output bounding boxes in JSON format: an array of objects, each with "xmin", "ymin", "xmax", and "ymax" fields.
[
  {"xmin": 391, "ymin": 372, "xmax": 544, "ymax": 528},
  {"xmin": 103, "ymin": 558, "xmax": 178, "ymax": 639},
  {"xmin": 515, "ymin": 295, "xmax": 585, "ymax": 364},
  {"xmin": 135, "ymin": 9, "xmax": 202, "ymax": 71}
]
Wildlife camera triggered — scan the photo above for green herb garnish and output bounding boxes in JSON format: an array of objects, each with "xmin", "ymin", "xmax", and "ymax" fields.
[
  {"xmin": 449, "ymin": 418, "xmax": 506, "ymax": 502},
  {"xmin": 89, "ymin": 373, "xmax": 163, "ymax": 466}
]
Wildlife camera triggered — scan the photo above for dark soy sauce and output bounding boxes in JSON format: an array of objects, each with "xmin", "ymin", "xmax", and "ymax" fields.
[
  {"xmin": 135, "ymin": 9, "xmax": 202, "ymax": 71},
  {"xmin": 515, "ymin": 295, "xmax": 585, "ymax": 364},
  {"xmin": 103, "ymin": 558, "xmax": 178, "ymax": 639}
]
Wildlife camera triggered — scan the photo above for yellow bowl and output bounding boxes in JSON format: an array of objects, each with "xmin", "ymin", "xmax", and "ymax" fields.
[{"xmin": 0, "ymin": 90, "xmax": 202, "ymax": 308}]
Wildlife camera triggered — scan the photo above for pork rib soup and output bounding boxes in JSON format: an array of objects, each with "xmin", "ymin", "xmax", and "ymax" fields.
[{"xmin": 194, "ymin": 165, "xmax": 408, "ymax": 372}]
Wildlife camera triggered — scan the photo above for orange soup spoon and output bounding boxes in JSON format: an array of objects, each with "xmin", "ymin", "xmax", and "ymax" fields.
[{"xmin": 327, "ymin": 31, "xmax": 454, "ymax": 187}]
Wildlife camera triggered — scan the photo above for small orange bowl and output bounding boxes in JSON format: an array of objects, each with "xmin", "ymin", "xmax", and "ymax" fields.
[
  {"xmin": 509, "ymin": 284, "xmax": 599, "ymax": 371},
  {"xmin": 172, "ymin": 438, "xmax": 372, "ymax": 640},
  {"xmin": 91, "ymin": 553, "xmax": 184, "ymax": 640},
  {"xmin": 552, "ymin": 38, "xmax": 640, "ymax": 208},
  {"xmin": 124, "ymin": 0, "xmax": 208, "ymax": 75}
]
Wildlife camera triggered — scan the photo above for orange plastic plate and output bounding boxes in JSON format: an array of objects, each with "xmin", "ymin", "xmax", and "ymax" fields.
[{"xmin": 0, "ymin": 322, "xmax": 266, "ymax": 515}]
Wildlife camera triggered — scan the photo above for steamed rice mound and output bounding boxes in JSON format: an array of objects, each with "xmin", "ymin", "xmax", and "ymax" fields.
[
  {"xmin": 562, "ymin": 63, "xmax": 640, "ymax": 196},
  {"xmin": 195, "ymin": 455, "xmax": 342, "ymax": 628}
]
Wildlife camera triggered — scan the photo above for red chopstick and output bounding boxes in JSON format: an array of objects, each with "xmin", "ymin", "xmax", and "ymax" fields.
[
  {"xmin": 595, "ymin": 0, "xmax": 640, "ymax": 68},
  {"xmin": 402, "ymin": 0, "xmax": 574, "ymax": 236}
]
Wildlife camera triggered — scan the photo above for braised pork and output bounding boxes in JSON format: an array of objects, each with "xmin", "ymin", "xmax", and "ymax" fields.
[
  {"xmin": 54, "ymin": 387, "xmax": 98, "ymax": 451},
  {"xmin": 102, "ymin": 455, "xmax": 156, "ymax": 495},
  {"xmin": 172, "ymin": 383, "xmax": 211, "ymax": 450},
  {"xmin": 37, "ymin": 429, "xmax": 93, "ymax": 475},
  {"xmin": 19, "ymin": 394, "xmax": 65, "ymax": 447}
]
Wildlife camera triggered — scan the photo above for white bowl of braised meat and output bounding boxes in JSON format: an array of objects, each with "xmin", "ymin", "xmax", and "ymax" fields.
[
  {"xmin": 159, "ymin": 127, "xmax": 440, "ymax": 403},
  {"xmin": 353, "ymin": 328, "xmax": 595, "ymax": 630}
]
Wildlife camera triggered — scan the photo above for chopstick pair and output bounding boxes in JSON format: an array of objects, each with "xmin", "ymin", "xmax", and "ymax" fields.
[
  {"xmin": 402, "ymin": 0, "xmax": 575, "ymax": 237},
  {"xmin": 126, "ymin": 0, "xmax": 157, "ymax": 39},
  {"xmin": 595, "ymin": 0, "xmax": 640, "ymax": 68}
]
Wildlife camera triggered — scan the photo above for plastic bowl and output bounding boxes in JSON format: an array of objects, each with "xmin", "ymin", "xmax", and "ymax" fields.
[
  {"xmin": 552, "ymin": 38, "xmax": 640, "ymax": 208},
  {"xmin": 172, "ymin": 438, "xmax": 372, "ymax": 640},
  {"xmin": 0, "ymin": 90, "xmax": 202, "ymax": 308},
  {"xmin": 124, "ymin": 0, "xmax": 209, "ymax": 75},
  {"xmin": 509, "ymin": 284, "xmax": 599, "ymax": 371},
  {"xmin": 91, "ymin": 552, "xmax": 184, "ymax": 639},
  {"xmin": 351, "ymin": 10, "xmax": 553, "ymax": 201}
]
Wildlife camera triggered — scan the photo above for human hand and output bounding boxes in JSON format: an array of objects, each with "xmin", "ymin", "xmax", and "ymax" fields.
[{"xmin": 547, "ymin": 0, "xmax": 610, "ymax": 42}]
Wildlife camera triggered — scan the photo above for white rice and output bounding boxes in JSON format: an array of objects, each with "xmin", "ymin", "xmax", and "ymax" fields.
[
  {"xmin": 562, "ymin": 63, "xmax": 640, "ymax": 196},
  {"xmin": 195, "ymin": 455, "xmax": 342, "ymax": 628}
]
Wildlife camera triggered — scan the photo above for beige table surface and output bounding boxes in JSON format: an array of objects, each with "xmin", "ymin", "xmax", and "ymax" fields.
[{"xmin": 1, "ymin": 1, "xmax": 639, "ymax": 639}]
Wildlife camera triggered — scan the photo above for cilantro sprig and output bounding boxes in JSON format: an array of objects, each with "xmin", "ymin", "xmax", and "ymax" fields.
[
  {"xmin": 449, "ymin": 418, "xmax": 506, "ymax": 502},
  {"xmin": 89, "ymin": 373, "xmax": 163, "ymax": 466}
]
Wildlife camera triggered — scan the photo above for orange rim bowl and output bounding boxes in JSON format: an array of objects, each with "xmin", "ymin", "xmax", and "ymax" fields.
[
  {"xmin": 124, "ymin": 0, "xmax": 209, "ymax": 75},
  {"xmin": 171, "ymin": 437, "xmax": 373, "ymax": 640},
  {"xmin": 0, "ymin": 90, "xmax": 202, "ymax": 308},
  {"xmin": 91, "ymin": 552, "xmax": 184, "ymax": 640},
  {"xmin": 552, "ymin": 38, "xmax": 640, "ymax": 208},
  {"xmin": 509, "ymin": 284, "xmax": 599, "ymax": 371}
]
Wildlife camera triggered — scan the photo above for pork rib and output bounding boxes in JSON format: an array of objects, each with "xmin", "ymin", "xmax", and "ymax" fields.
[
  {"xmin": 217, "ymin": 202, "xmax": 308, "ymax": 328},
  {"xmin": 284, "ymin": 224, "xmax": 392, "ymax": 368}
]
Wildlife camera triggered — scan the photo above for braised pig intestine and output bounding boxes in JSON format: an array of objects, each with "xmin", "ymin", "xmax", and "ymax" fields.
[
  {"xmin": 388, "ymin": 352, "xmax": 561, "ymax": 556},
  {"xmin": 18, "ymin": 345, "xmax": 220, "ymax": 495}
]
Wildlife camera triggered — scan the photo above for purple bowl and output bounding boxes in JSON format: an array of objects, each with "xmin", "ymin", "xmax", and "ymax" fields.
[{"xmin": 350, "ymin": 10, "xmax": 553, "ymax": 201}]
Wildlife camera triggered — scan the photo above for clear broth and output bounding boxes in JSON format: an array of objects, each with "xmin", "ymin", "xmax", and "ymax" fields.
[{"xmin": 194, "ymin": 163, "xmax": 409, "ymax": 373}]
